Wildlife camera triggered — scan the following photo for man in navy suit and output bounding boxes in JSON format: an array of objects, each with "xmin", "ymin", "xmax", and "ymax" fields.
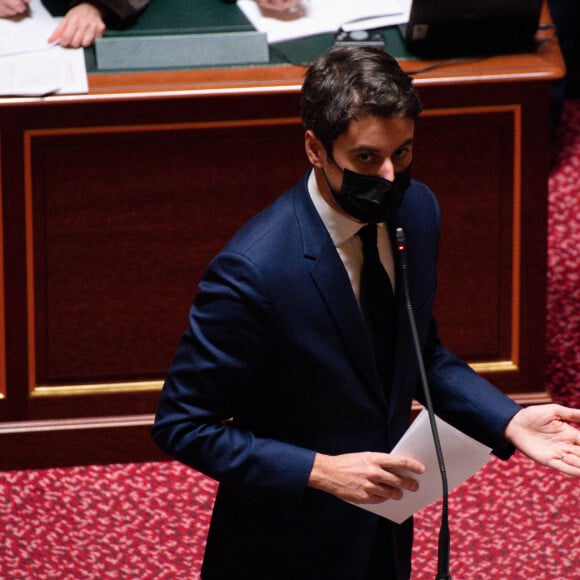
[{"xmin": 153, "ymin": 46, "xmax": 580, "ymax": 579}]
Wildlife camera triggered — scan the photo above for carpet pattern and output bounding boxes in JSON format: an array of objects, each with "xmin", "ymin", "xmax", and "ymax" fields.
[
  {"xmin": 1, "ymin": 100, "xmax": 579, "ymax": 579},
  {"xmin": 1, "ymin": 452, "xmax": 578, "ymax": 579}
]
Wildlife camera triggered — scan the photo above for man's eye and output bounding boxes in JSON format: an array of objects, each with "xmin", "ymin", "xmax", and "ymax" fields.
[{"xmin": 393, "ymin": 146, "xmax": 410, "ymax": 160}]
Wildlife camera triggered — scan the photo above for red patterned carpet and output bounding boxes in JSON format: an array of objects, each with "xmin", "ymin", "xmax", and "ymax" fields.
[
  {"xmin": 1, "ymin": 100, "xmax": 579, "ymax": 579},
  {"xmin": 1, "ymin": 452, "xmax": 578, "ymax": 579}
]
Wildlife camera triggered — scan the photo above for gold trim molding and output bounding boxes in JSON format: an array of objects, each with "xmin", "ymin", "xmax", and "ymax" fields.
[
  {"xmin": 31, "ymin": 380, "xmax": 163, "ymax": 398},
  {"xmin": 0, "ymin": 413, "xmax": 155, "ymax": 434},
  {"xmin": 30, "ymin": 358, "xmax": 519, "ymax": 400},
  {"xmin": 469, "ymin": 360, "xmax": 519, "ymax": 373}
]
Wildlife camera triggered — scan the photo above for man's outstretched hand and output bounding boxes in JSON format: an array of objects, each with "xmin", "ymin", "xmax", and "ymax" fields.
[{"xmin": 504, "ymin": 403, "xmax": 580, "ymax": 476}]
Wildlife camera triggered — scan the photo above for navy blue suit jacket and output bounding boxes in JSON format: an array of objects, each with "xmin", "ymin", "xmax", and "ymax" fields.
[{"xmin": 152, "ymin": 172, "xmax": 521, "ymax": 579}]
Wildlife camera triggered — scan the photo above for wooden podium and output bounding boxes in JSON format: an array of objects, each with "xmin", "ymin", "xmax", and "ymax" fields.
[{"xmin": 0, "ymin": 5, "xmax": 564, "ymax": 469}]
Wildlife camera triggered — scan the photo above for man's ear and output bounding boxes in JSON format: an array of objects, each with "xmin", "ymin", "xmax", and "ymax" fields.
[{"xmin": 304, "ymin": 130, "xmax": 325, "ymax": 167}]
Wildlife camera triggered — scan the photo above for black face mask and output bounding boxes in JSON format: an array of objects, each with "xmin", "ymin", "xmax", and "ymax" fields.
[{"xmin": 324, "ymin": 164, "xmax": 411, "ymax": 224}]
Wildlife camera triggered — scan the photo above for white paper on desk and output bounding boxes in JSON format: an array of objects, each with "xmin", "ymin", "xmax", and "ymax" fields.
[
  {"xmin": 0, "ymin": 47, "xmax": 88, "ymax": 96},
  {"xmin": 353, "ymin": 410, "xmax": 492, "ymax": 524},
  {"xmin": 238, "ymin": 0, "xmax": 410, "ymax": 44},
  {"xmin": 0, "ymin": 0, "xmax": 88, "ymax": 96},
  {"xmin": 0, "ymin": 0, "xmax": 58, "ymax": 57}
]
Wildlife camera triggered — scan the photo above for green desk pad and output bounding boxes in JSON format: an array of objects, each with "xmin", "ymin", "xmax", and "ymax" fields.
[{"xmin": 43, "ymin": 0, "xmax": 411, "ymax": 72}]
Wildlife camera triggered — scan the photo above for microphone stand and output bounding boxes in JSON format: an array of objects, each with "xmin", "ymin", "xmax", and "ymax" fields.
[{"xmin": 395, "ymin": 227, "xmax": 451, "ymax": 580}]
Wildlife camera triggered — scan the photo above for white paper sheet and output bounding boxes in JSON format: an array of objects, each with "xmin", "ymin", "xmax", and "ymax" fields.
[
  {"xmin": 0, "ymin": 0, "xmax": 88, "ymax": 96},
  {"xmin": 0, "ymin": 47, "xmax": 88, "ymax": 96},
  {"xmin": 238, "ymin": 0, "xmax": 412, "ymax": 44},
  {"xmin": 353, "ymin": 410, "xmax": 492, "ymax": 524},
  {"xmin": 0, "ymin": 0, "xmax": 57, "ymax": 57}
]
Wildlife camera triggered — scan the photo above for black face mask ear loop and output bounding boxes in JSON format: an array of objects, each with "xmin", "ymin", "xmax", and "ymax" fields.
[{"xmin": 320, "ymin": 150, "xmax": 344, "ymax": 195}]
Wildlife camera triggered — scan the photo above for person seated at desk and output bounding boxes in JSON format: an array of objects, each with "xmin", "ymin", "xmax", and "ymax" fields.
[{"xmin": 0, "ymin": 0, "xmax": 150, "ymax": 48}]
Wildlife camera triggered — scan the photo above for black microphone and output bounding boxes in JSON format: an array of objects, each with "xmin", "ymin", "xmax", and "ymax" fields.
[{"xmin": 395, "ymin": 227, "xmax": 451, "ymax": 580}]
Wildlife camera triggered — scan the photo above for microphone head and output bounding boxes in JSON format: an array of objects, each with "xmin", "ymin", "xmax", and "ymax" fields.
[{"xmin": 395, "ymin": 227, "xmax": 406, "ymax": 253}]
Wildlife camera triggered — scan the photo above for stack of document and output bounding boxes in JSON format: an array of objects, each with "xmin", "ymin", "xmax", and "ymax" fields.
[
  {"xmin": 0, "ymin": 0, "xmax": 88, "ymax": 97},
  {"xmin": 238, "ymin": 0, "xmax": 412, "ymax": 44}
]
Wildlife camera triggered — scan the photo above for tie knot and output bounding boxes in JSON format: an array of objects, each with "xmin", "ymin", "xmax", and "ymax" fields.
[{"xmin": 357, "ymin": 224, "xmax": 378, "ymax": 250}]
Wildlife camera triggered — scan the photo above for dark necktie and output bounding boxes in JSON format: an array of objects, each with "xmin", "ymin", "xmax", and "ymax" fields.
[{"xmin": 357, "ymin": 224, "xmax": 396, "ymax": 387}]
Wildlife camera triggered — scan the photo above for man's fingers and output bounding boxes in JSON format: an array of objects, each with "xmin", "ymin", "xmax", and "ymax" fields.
[
  {"xmin": 0, "ymin": 0, "xmax": 29, "ymax": 17},
  {"xmin": 361, "ymin": 471, "xmax": 419, "ymax": 504},
  {"xmin": 48, "ymin": 4, "xmax": 106, "ymax": 48},
  {"xmin": 47, "ymin": 22, "xmax": 65, "ymax": 44},
  {"xmin": 365, "ymin": 487, "xmax": 404, "ymax": 504},
  {"xmin": 378, "ymin": 453, "xmax": 426, "ymax": 475},
  {"xmin": 360, "ymin": 454, "xmax": 424, "ymax": 501},
  {"xmin": 558, "ymin": 405, "xmax": 580, "ymax": 425},
  {"xmin": 260, "ymin": 0, "xmax": 301, "ymax": 11},
  {"xmin": 556, "ymin": 450, "xmax": 580, "ymax": 476},
  {"xmin": 373, "ymin": 466, "xmax": 420, "ymax": 492}
]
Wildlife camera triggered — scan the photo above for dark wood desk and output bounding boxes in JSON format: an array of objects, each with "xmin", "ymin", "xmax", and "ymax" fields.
[{"xmin": 0, "ymin": 16, "xmax": 564, "ymax": 469}]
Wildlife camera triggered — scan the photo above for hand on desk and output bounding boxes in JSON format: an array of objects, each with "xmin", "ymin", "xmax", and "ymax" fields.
[
  {"xmin": 257, "ymin": 0, "xmax": 306, "ymax": 20},
  {"xmin": 0, "ymin": 0, "xmax": 30, "ymax": 18},
  {"xmin": 48, "ymin": 2, "xmax": 107, "ymax": 48},
  {"xmin": 257, "ymin": 0, "xmax": 302, "ymax": 11}
]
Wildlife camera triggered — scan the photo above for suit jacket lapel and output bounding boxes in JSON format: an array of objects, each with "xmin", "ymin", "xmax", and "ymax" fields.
[{"xmin": 292, "ymin": 176, "xmax": 387, "ymax": 404}]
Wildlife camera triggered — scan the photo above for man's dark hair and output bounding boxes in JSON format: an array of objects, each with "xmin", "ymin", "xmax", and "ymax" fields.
[{"xmin": 301, "ymin": 46, "xmax": 422, "ymax": 153}]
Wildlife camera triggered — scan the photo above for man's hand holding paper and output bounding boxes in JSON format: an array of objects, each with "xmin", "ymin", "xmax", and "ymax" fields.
[
  {"xmin": 308, "ymin": 450, "xmax": 425, "ymax": 504},
  {"xmin": 349, "ymin": 411, "xmax": 493, "ymax": 524}
]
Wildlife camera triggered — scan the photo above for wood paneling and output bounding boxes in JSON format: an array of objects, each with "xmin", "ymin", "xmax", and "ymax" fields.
[
  {"xmin": 0, "ymin": 21, "xmax": 563, "ymax": 467},
  {"xmin": 27, "ymin": 121, "xmax": 306, "ymax": 391},
  {"xmin": 416, "ymin": 107, "xmax": 517, "ymax": 367}
]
